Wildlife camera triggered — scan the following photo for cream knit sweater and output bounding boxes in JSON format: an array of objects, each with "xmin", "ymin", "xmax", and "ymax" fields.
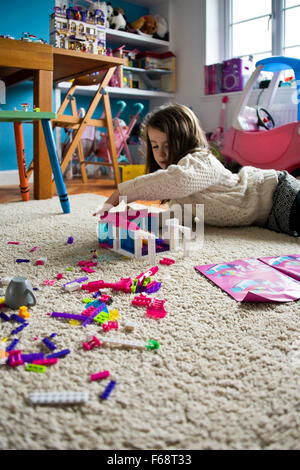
[{"xmin": 118, "ymin": 150, "xmax": 279, "ymax": 227}]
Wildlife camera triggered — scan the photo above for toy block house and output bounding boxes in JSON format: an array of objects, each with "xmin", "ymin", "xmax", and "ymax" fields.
[
  {"xmin": 97, "ymin": 202, "xmax": 170, "ymax": 262},
  {"xmin": 49, "ymin": 5, "xmax": 106, "ymax": 54}
]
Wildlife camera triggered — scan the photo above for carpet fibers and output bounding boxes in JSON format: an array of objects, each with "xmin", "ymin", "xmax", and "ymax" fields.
[{"xmin": 0, "ymin": 193, "xmax": 299, "ymax": 450}]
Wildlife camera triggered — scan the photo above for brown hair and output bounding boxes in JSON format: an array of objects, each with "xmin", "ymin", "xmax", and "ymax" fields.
[{"xmin": 139, "ymin": 103, "xmax": 208, "ymax": 174}]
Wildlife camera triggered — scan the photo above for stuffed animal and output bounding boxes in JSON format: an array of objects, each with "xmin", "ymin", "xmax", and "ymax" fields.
[
  {"xmin": 130, "ymin": 15, "xmax": 158, "ymax": 36},
  {"xmin": 153, "ymin": 14, "xmax": 169, "ymax": 41},
  {"xmin": 109, "ymin": 7, "xmax": 126, "ymax": 30},
  {"xmin": 106, "ymin": 2, "xmax": 114, "ymax": 26}
]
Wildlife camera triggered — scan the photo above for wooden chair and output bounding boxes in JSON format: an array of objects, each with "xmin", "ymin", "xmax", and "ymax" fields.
[{"xmin": 52, "ymin": 66, "xmax": 121, "ymax": 192}]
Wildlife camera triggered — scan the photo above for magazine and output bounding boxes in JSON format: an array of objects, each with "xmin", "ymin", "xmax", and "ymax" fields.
[{"xmin": 195, "ymin": 254, "xmax": 300, "ymax": 302}]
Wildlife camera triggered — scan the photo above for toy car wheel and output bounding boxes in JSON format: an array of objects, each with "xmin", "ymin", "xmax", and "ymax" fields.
[{"xmin": 256, "ymin": 107, "xmax": 275, "ymax": 130}]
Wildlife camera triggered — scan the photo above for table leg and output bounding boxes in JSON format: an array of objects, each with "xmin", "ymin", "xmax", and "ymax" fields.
[
  {"xmin": 41, "ymin": 119, "xmax": 70, "ymax": 214},
  {"xmin": 33, "ymin": 69, "xmax": 53, "ymax": 200},
  {"xmin": 13, "ymin": 122, "xmax": 30, "ymax": 201}
]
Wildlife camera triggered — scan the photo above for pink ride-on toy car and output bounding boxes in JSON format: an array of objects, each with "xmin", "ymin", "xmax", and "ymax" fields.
[{"xmin": 222, "ymin": 56, "xmax": 300, "ymax": 177}]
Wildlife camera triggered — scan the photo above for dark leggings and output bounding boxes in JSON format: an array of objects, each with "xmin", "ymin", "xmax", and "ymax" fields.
[{"xmin": 290, "ymin": 190, "xmax": 300, "ymax": 235}]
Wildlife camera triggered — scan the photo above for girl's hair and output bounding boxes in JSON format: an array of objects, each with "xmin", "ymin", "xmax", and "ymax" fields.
[{"xmin": 139, "ymin": 103, "xmax": 209, "ymax": 173}]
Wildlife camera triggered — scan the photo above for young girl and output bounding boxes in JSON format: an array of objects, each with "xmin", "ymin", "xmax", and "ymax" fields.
[{"xmin": 94, "ymin": 103, "xmax": 300, "ymax": 237}]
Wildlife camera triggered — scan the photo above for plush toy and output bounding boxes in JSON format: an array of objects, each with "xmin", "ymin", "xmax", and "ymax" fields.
[
  {"xmin": 153, "ymin": 14, "xmax": 169, "ymax": 41},
  {"xmin": 106, "ymin": 2, "xmax": 114, "ymax": 26},
  {"xmin": 109, "ymin": 7, "xmax": 126, "ymax": 30},
  {"xmin": 130, "ymin": 15, "xmax": 158, "ymax": 36}
]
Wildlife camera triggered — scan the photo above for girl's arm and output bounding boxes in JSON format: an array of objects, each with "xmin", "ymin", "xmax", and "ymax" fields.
[{"xmin": 93, "ymin": 153, "xmax": 218, "ymax": 215}]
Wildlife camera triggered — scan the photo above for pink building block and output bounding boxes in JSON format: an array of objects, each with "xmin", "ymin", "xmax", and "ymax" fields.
[
  {"xmin": 132, "ymin": 293, "xmax": 152, "ymax": 307},
  {"xmin": 82, "ymin": 336, "xmax": 101, "ymax": 350},
  {"xmin": 146, "ymin": 298, "xmax": 167, "ymax": 319}
]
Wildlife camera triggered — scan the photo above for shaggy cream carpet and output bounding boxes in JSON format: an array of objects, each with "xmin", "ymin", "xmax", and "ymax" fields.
[{"xmin": 0, "ymin": 193, "xmax": 299, "ymax": 450}]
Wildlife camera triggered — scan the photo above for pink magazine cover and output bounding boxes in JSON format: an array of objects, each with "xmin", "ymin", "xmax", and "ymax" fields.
[
  {"xmin": 195, "ymin": 257, "xmax": 300, "ymax": 302},
  {"xmin": 258, "ymin": 254, "xmax": 300, "ymax": 281}
]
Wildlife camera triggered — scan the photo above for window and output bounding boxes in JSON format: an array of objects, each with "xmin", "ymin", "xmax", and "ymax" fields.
[{"xmin": 224, "ymin": 0, "xmax": 300, "ymax": 62}]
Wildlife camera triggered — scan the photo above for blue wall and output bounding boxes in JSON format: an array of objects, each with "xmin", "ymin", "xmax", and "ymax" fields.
[{"xmin": 0, "ymin": 0, "xmax": 149, "ymax": 171}]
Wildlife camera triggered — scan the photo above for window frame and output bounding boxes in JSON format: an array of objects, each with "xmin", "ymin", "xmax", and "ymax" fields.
[{"xmin": 220, "ymin": 0, "xmax": 300, "ymax": 61}]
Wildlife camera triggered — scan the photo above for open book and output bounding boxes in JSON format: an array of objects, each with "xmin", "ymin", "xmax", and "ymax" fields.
[{"xmin": 195, "ymin": 254, "xmax": 300, "ymax": 302}]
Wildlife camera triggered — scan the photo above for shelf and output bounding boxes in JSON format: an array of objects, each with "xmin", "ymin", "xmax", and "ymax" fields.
[
  {"xmin": 106, "ymin": 28, "xmax": 170, "ymax": 49},
  {"xmin": 124, "ymin": 66, "xmax": 172, "ymax": 75},
  {"xmin": 56, "ymin": 81, "xmax": 175, "ymax": 99}
]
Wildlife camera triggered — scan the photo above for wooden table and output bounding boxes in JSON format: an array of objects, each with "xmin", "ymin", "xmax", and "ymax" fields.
[{"xmin": 0, "ymin": 38, "xmax": 124, "ymax": 199}]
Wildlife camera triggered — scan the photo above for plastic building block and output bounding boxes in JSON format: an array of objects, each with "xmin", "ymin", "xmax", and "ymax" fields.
[
  {"xmin": 132, "ymin": 293, "xmax": 152, "ymax": 307},
  {"xmin": 102, "ymin": 321, "xmax": 118, "ymax": 332},
  {"xmin": 99, "ymin": 294, "xmax": 113, "ymax": 305},
  {"xmin": 123, "ymin": 321, "xmax": 136, "ymax": 332},
  {"xmin": 81, "ymin": 267, "xmax": 95, "ymax": 273},
  {"xmin": 56, "ymin": 273, "xmax": 63, "ymax": 280},
  {"xmin": 90, "ymin": 370, "xmax": 110, "ymax": 381},
  {"xmin": 0, "ymin": 297, "xmax": 5, "ymax": 304},
  {"xmin": 16, "ymin": 259, "xmax": 30, "ymax": 263},
  {"xmin": 101, "ymin": 337, "xmax": 145, "ymax": 350},
  {"xmin": 7, "ymin": 349, "xmax": 24, "ymax": 367},
  {"xmin": 67, "ymin": 236, "xmax": 74, "ymax": 244},
  {"xmin": 30, "ymin": 246, "xmax": 38, "ymax": 252},
  {"xmin": 78, "ymin": 260, "xmax": 97, "ymax": 267},
  {"xmin": 63, "ymin": 276, "xmax": 88, "ymax": 292},
  {"xmin": 145, "ymin": 281, "xmax": 161, "ymax": 293},
  {"xmin": 108, "ymin": 309, "xmax": 119, "ymax": 321},
  {"xmin": 131, "ymin": 279, "xmax": 138, "ymax": 293},
  {"xmin": 159, "ymin": 257, "xmax": 175, "ymax": 265},
  {"xmin": 21, "ymin": 353, "xmax": 45, "ymax": 363},
  {"xmin": 145, "ymin": 339, "xmax": 160, "ymax": 350},
  {"xmin": 32, "ymin": 358, "xmax": 58, "ymax": 366},
  {"xmin": 0, "ymin": 312, "xmax": 10, "ymax": 322},
  {"xmin": 43, "ymin": 279, "xmax": 55, "ymax": 286},
  {"xmin": 82, "ymin": 298, "xmax": 93, "ymax": 304},
  {"xmin": 8, "ymin": 241, "xmax": 20, "ymax": 244},
  {"xmin": 136, "ymin": 266, "xmax": 158, "ymax": 286},
  {"xmin": 10, "ymin": 314, "xmax": 26, "ymax": 324},
  {"xmin": 100, "ymin": 380, "xmax": 117, "ymax": 400},
  {"xmin": 46, "ymin": 349, "xmax": 70, "ymax": 359},
  {"xmin": 94, "ymin": 311, "xmax": 109, "ymax": 324},
  {"xmin": 19, "ymin": 306, "xmax": 30, "ymax": 319},
  {"xmin": 82, "ymin": 336, "xmax": 101, "ymax": 351},
  {"xmin": 6, "ymin": 338, "xmax": 20, "ymax": 352},
  {"xmin": 42, "ymin": 337, "xmax": 57, "ymax": 351},
  {"xmin": 0, "ymin": 349, "xmax": 9, "ymax": 364},
  {"xmin": 146, "ymin": 298, "xmax": 167, "ymax": 319},
  {"xmin": 51, "ymin": 312, "xmax": 87, "ymax": 321},
  {"xmin": 10, "ymin": 322, "xmax": 29, "ymax": 335},
  {"xmin": 26, "ymin": 363, "xmax": 46, "ymax": 373},
  {"xmin": 28, "ymin": 391, "xmax": 89, "ymax": 405}
]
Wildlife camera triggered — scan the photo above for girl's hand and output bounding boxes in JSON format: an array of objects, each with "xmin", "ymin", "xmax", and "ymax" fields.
[{"xmin": 93, "ymin": 189, "xmax": 121, "ymax": 217}]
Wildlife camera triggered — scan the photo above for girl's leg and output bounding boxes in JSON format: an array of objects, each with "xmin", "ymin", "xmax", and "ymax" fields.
[{"xmin": 290, "ymin": 191, "xmax": 300, "ymax": 235}]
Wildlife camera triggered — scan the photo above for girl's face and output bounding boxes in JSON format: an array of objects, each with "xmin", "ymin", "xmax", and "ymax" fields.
[{"xmin": 148, "ymin": 126, "xmax": 169, "ymax": 169}]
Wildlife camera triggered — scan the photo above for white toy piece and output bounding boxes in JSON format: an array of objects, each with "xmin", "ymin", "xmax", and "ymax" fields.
[
  {"xmin": 123, "ymin": 321, "xmax": 136, "ymax": 332},
  {"xmin": 109, "ymin": 8, "xmax": 126, "ymax": 30},
  {"xmin": 28, "ymin": 391, "xmax": 89, "ymax": 405},
  {"xmin": 101, "ymin": 337, "xmax": 145, "ymax": 350}
]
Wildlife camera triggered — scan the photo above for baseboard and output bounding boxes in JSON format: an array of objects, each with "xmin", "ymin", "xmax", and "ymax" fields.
[{"xmin": 0, "ymin": 170, "xmax": 33, "ymax": 186}]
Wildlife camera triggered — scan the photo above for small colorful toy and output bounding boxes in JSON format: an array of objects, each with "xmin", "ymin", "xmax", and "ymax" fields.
[
  {"xmin": 28, "ymin": 391, "xmax": 89, "ymax": 405},
  {"xmin": 100, "ymin": 380, "xmax": 116, "ymax": 400}
]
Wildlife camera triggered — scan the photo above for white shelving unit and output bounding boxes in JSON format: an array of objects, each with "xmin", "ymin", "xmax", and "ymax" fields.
[{"xmin": 54, "ymin": 0, "xmax": 175, "ymax": 158}]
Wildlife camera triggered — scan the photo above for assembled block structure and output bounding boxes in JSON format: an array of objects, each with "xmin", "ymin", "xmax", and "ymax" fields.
[
  {"xmin": 97, "ymin": 202, "xmax": 192, "ymax": 264},
  {"xmin": 49, "ymin": 4, "xmax": 107, "ymax": 54}
]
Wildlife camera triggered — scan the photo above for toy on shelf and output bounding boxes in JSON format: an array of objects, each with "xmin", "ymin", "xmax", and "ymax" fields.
[
  {"xmin": 222, "ymin": 56, "xmax": 300, "ymax": 177},
  {"xmin": 97, "ymin": 200, "xmax": 192, "ymax": 264},
  {"xmin": 49, "ymin": 2, "xmax": 106, "ymax": 54},
  {"xmin": 130, "ymin": 15, "xmax": 158, "ymax": 37}
]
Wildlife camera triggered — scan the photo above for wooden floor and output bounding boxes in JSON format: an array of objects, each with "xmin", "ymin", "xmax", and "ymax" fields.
[
  {"xmin": 0, "ymin": 179, "xmax": 161, "ymax": 207},
  {"xmin": 0, "ymin": 179, "xmax": 116, "ymax": 204}
]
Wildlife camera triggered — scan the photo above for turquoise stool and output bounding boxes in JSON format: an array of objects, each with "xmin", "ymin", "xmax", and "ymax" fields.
[{"xmin": 0, "ymin": 110, "xmax": 70, "ymax": 213}]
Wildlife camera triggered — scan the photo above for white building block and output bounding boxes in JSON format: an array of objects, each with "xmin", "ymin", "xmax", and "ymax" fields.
[{"xmin": 28, "ymin": 391, "xmax": 89, "ymax": 405}]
